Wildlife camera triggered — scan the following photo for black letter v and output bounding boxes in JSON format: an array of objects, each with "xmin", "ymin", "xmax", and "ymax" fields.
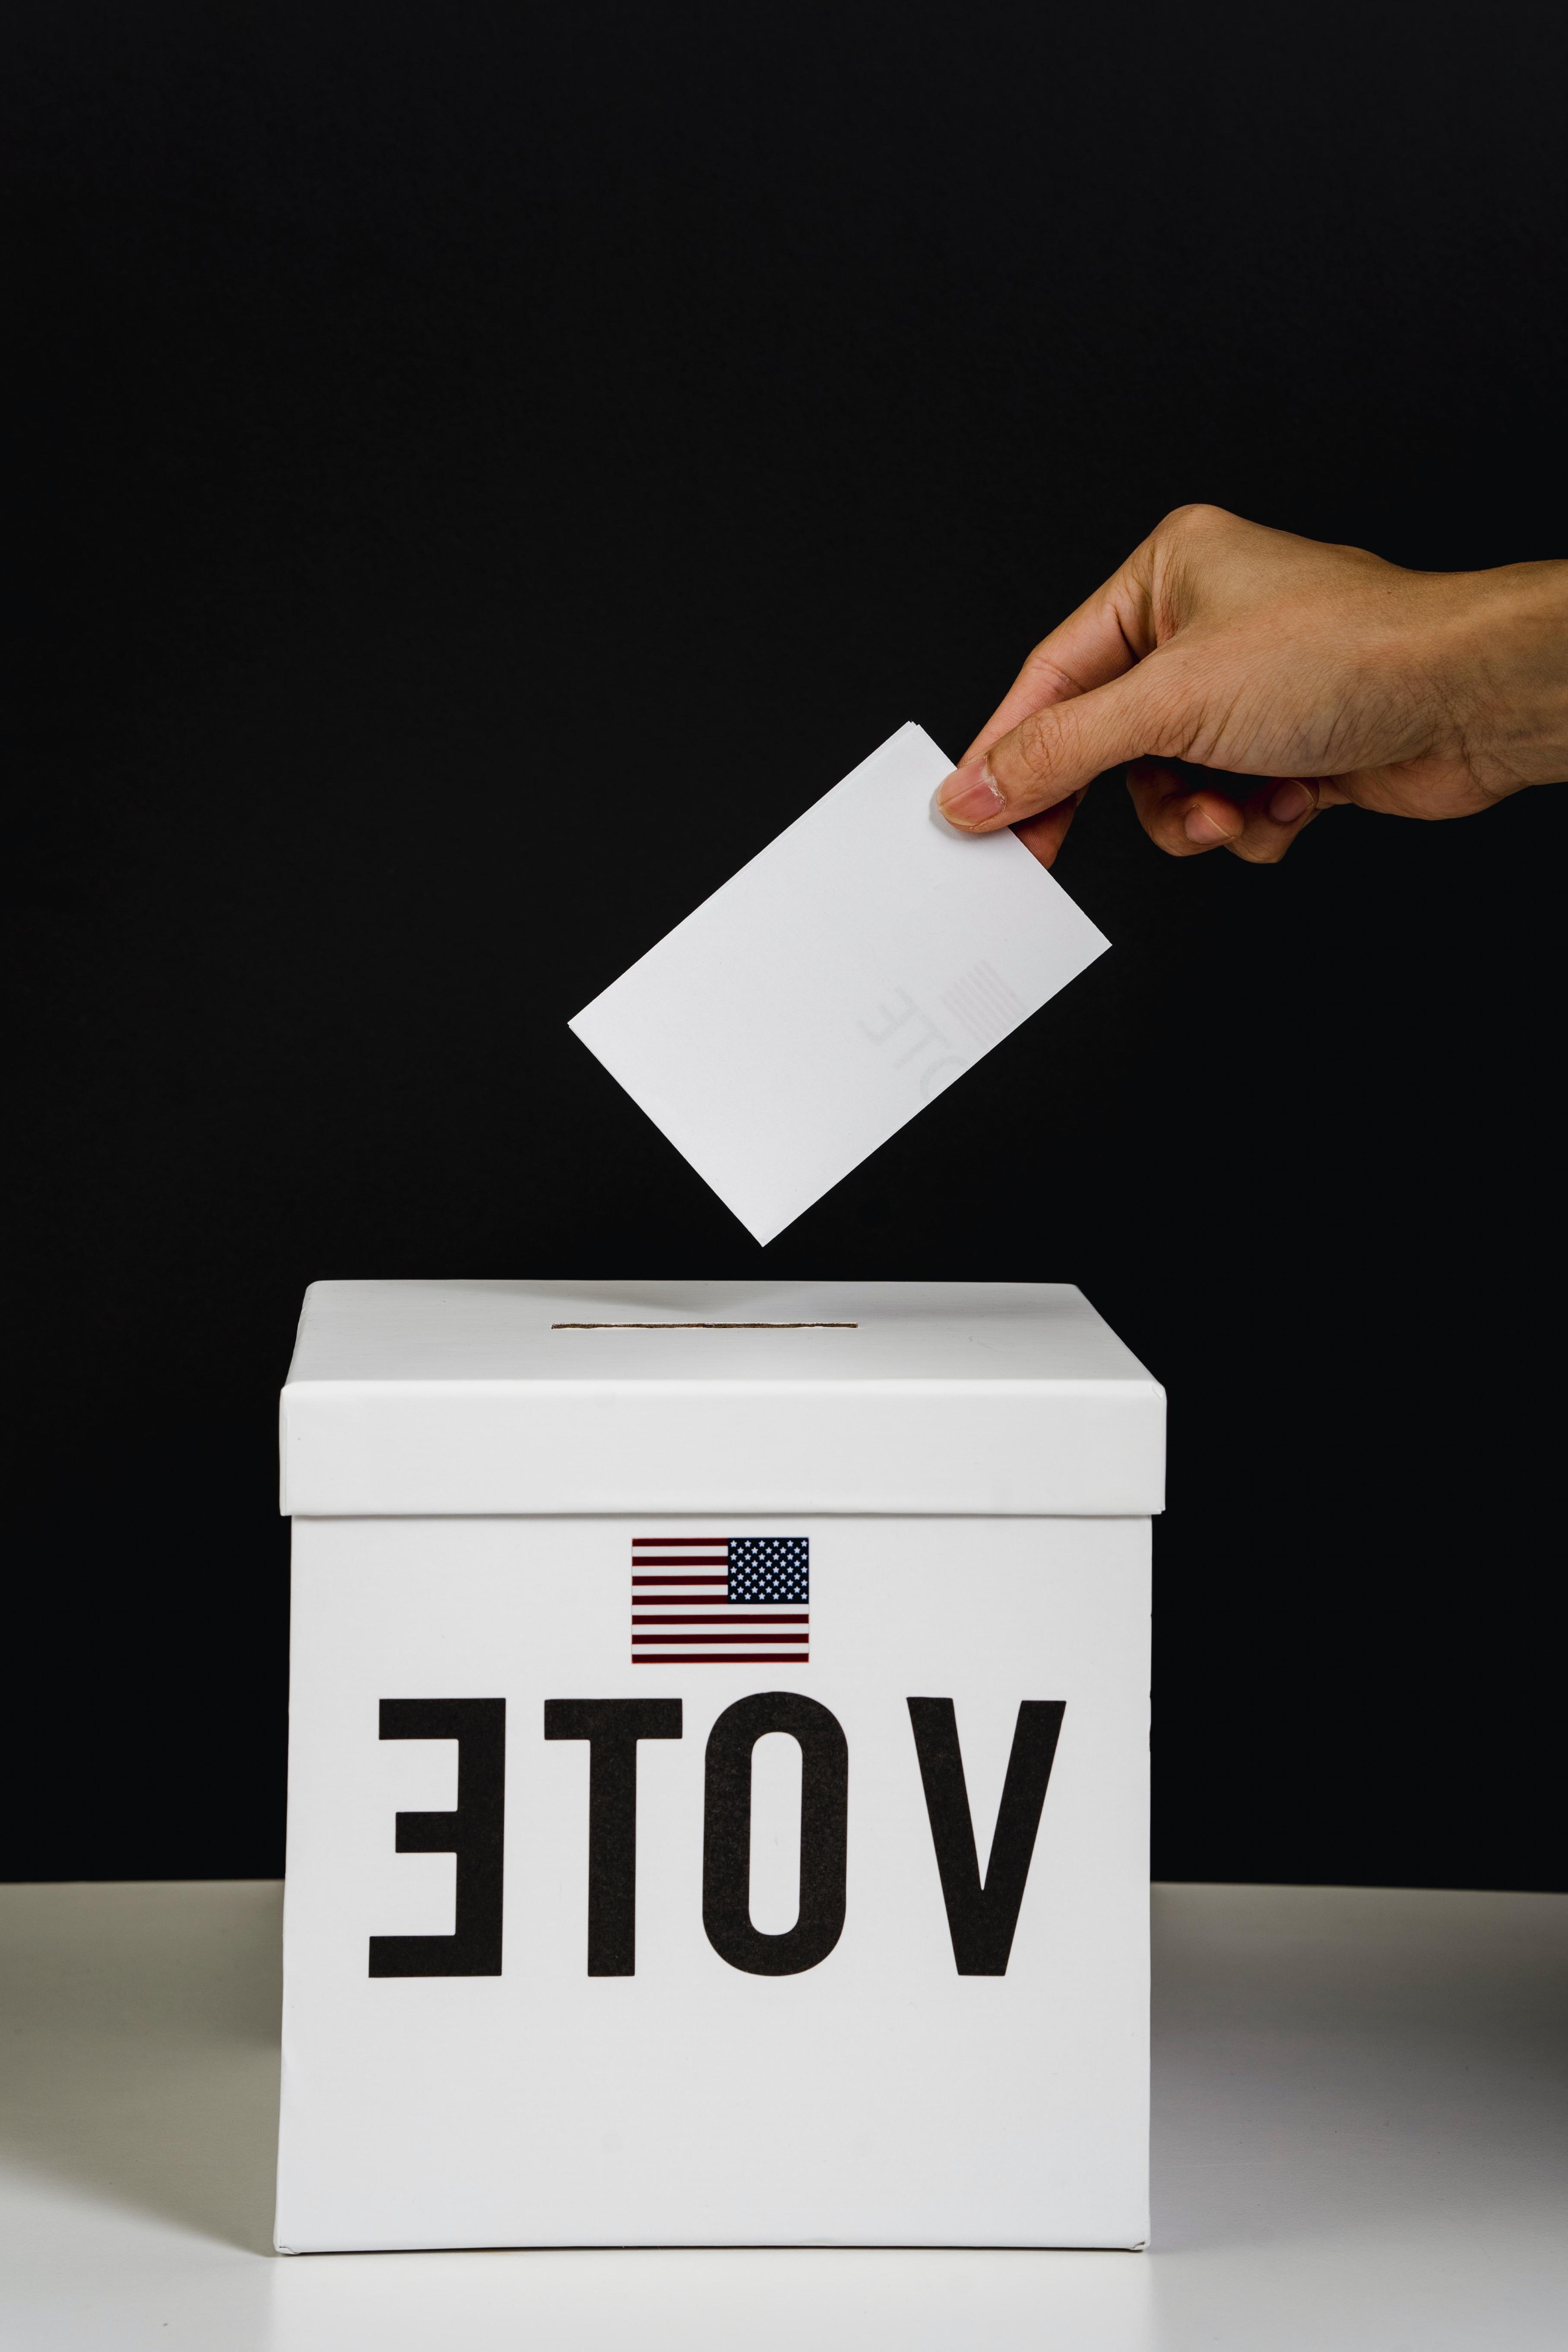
[{"xmin": 907, "ymin": 1698, "xmax": 1066, "ymax": 1975}]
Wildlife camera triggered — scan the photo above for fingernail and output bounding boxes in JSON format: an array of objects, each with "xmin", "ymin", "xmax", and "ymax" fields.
[
  {"xmin": 934, "ymin": 757, "xmax": 1006, "ymax": 830},
  {"xmin": 1268, "ymin": 780, "xmax": 1313, "ymax": 824},
  {"xmin": 1183, "ymin": 803, "xmax": 1240, "ymax": 846}
]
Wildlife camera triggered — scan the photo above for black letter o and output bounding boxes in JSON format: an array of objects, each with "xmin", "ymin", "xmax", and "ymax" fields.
[{"xmin": 702, "ymin": 1692, "xmax": 848, "ymax": 1975}]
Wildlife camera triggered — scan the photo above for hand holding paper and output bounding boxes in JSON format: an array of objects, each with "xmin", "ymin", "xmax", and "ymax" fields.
[
  {"xmin": 934, "ymin": 505, "xmax": 1568, "ymax": 868},
  {"xmin": 569, "ymin": 725, "xmax": 1108, "ymax": 1244}
]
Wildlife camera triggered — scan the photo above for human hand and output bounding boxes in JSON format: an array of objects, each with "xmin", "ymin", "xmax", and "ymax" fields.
[{"xmin": 935, "ymin": 505, "xmax": 1568, "ymax": 866}]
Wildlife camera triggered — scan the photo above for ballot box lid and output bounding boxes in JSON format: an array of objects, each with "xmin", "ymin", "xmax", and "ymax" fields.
[{"xmin": 279, "ymin": 1280, "xmax": 1163, "ymax": 1517}]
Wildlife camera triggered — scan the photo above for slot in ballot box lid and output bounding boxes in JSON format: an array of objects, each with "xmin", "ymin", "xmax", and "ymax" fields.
[{"xmin": 279, "ymin": 1279, "xmax": 1164, "ymax": 1518}]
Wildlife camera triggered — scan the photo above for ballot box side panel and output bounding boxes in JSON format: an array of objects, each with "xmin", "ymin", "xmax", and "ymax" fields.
[{"xmin": 276, "ymin": 1514, "xmax": 1150, "ymax": 2250}]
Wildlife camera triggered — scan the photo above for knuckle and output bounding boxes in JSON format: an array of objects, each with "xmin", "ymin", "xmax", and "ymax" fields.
[
  {"xmin": 1156, "ymin": 501, "xmax": 1231, "ymax": 543},
  {"xmin": 1010, "ymin": 710, "xmax": 1066, "ymax": 786},
  {"xmin": 1135, "ymin": 794, "xmax": 1178, "ymax": 846},
  {"xmin": 1020, "ymin": 646, "xmax": 1089, "ymax": 701}
]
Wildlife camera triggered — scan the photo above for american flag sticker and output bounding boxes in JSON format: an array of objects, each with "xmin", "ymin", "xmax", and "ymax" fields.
[{"xmin": 631, "ymin": 1537, "xmax": 810, "ymax": 1664}]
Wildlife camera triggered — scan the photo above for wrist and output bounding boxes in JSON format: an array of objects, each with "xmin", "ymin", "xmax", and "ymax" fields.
[{"xmin": 1434, "ymin": 561, "xmax": 1568, "ymax": 791}]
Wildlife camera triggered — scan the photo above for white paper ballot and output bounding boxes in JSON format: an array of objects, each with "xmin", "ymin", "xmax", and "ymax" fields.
[{"xmin": 569, "ymin": 723, "xmax": 1109, "ymax": 1244}]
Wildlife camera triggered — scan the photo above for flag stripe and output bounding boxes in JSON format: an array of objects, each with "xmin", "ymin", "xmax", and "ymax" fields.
[
  {"xmin": 632, "ymin": 1572, "xmax": 729, "ymax": 1582},
  {"xmin": 634, "ymin": 1611, "xmax": 807, "ymax": 1623},
  {"xmin": 630, "ymin": 1541, "xmax": 729, "ymax": 1552},
  {"xmin": 634, "ymin": 1630, "xmax": 809, "ymax": 1642},
  {"xmin": 634, "ymin": 1655, "xmax": 808, "ymax": 1664}
]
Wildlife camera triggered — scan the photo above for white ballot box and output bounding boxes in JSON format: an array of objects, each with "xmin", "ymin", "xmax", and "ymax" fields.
[{"xmin": 275, "ymin": 1280, "xmax": 1164, "ymax": 2252}]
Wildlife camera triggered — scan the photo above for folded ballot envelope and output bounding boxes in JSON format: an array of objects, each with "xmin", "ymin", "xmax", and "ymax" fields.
[{"xmin": 275, "ymin": 1279, "xmax": 1163, "ymax": 2251}]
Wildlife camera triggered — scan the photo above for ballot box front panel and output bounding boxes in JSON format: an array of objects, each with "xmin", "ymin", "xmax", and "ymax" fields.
[{"xmin": 276, "ymin": 1513, "xmax": 1150, "ymax": 2250}]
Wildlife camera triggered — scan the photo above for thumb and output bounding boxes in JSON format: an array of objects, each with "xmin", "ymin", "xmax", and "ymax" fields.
[{"xmin": 934, "ymin": 665, "xmax": 1167, "ymax": 832}]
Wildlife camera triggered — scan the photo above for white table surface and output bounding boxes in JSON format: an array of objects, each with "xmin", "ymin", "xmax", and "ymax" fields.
[{"xmin": 1, "ymin": 1880, "xmax": 1562, "ymax": 2349}]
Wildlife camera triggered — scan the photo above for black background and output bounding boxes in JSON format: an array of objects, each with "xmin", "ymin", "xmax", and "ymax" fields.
[{"xmin": 7, "ymin": 2, "xmax": 1565, "ymax": 1889}]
